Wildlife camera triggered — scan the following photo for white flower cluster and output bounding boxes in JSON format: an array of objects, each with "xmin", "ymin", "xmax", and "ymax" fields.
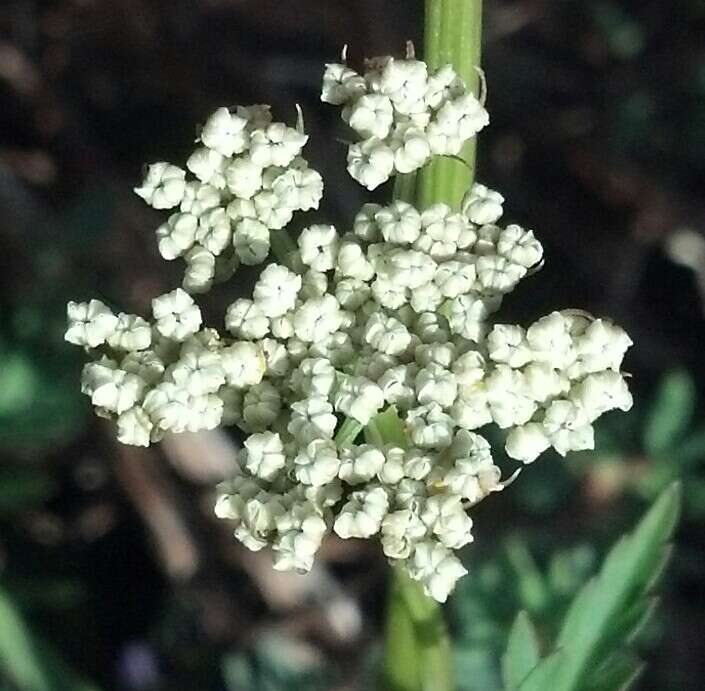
[
  {"xmin": 321, "ymin": 55, "xmax": 488, "ymax": 189},
  {"xmin": 66, "ymin": 60, "xmax": 633, "ymax": 603},
  {"xmin": 134, "ymin": 105, "xmax": 323, "ymax": 293}
]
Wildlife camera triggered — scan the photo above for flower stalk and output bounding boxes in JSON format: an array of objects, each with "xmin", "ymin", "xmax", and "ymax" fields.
[
  {"xmin": 418, "ymin": 0, "xmax": 483, "ymax": 211},
  {"xmin": 384, "ymin": 2, "xmax": 484, "ymax": 689}
]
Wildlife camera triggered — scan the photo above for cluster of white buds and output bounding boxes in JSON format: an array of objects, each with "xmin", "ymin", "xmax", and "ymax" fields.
[
  {"xmin": 66, "ymin": 56, "xmax": 633, "ymax": 603},
  {"xmin": 134, "ymin": 105, "xmax": 323, "ymax": 293},
  {"xmin": 321, "ymin": 51, "xmax": 488, "ymax": 189}
]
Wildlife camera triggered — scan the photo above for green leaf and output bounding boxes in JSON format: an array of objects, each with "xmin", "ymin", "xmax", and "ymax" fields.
[
  {"xmin": 643, "ymin": 370, "xmax": 695, "ymax": 456},
  {"xmin": 0, "ymin": 584, "xmax": 101, "ymax": 691},
  {"xmin": 516, "ymin": 483, "xmax": 681, "ymax": 691},
  {"xmin": 502, "ymin": 611, "xmax": 540, "ymax": 689},
  {"xmin": 365, "ymin": 406, "xmax": 407, "ymax": 449},
  {"xmin": 584, "ymin": 651, "xmax": 644, "ymax": 691}
]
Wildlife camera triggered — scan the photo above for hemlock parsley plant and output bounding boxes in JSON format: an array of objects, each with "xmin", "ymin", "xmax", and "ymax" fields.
[{"xmin": 65, "ymin": 53, "xmax": 633, "ymax": 604}]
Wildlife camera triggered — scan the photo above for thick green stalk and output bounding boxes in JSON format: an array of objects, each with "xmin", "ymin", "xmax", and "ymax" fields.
[
  {"xmin": 376, "ymin": 412, "xmax": 454, "ymax": 691},
  {"xmin": 418, "ymin": 0, "xmax": 483, "ymax": 210},
  {"xmin": 383, "ymin": 3, "xmax": 483, "ymax": 690}
]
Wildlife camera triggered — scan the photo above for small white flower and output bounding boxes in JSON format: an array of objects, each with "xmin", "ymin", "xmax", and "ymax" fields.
[
  {"xmin": 403, "ymin": 448, "xmax": 433, "ymax": 480},
  {"xmin": 522, "ymin": 362, "xmax": 569, "ymax": 403},
  {"xmin": 120, "ymin": 350, "xmax": 165, "ymax": 385},
  {"xmin": 377, "ymin": 446, "xmax": 405, "ymax": 484},
  {"xmin": 421, "ymin": 494, "xmax": 474, "ymax": 549},
  {"xmin": 574, "ymin": 319, "xmax": 633, "ymax": 374},
  {"xmin": 288, "ymin": 396, "xmax": 337, "ymax": 443},
  {"xmin": 65, "ymin": 300, "xmax": 119, "ymax": 348},
  {"xmin": 348, "ymin": 94, "xmax": 394, "ymax": 138},
  {"xmin": 542, "ymin": 400, "xmax": 594, "ymax": 456},
  {"xmin": 333, "ymin": 375, "xmax": 385, "ymax": 425},
  {"xmin": 180, "ymin": 182, "xmax": 221, "ymax": 217},
  {"xmin": 152, "ymin": 289, "xmax": 202, "ymax": 341},
  {"xmin": 220, "ymin": 341, "xmax": 265, "ymax": 388},
  {"xmin": 243, "ymin": 432, "xmax": 286, "ymax": 481},
  {"xmin": 334, "ymin": 486, "xmax": 389, "ymax": 538},
  {"xmin": 376, "ymin": 201, "xmax": 422, "ymax": 244},
  {"xmin": 424, "ymin": 64, "xmax": 461, "ymax": 108},
  {"xmin": 182, "ymin": 245, "xmax": 216, "ymax": 294},
  {"xmin": 476, "ymin": 255, "xmax": 526, "ymax": 294},
  {"xmin": 505, "ymin": 422, "xmax": 551, "ymax": 463},
  {"xmin": 378, "ymin": 364, "xmax": 417, "ymax": 409},
  {"xmin": 485, "ymin": 366, "xmax": 537, "ymax": 428},
  {"xmin": 336, "ymin": 241, "xmax": 374, "ymax": 281},
  {"xmin": 259, "ymin": 337, "xmax": 290, "ymax": 377},
  {"xmin": 415, "ymin": 363, "xmax": 458, "ymax": 408},
  {"xmin": 187, "ymin": 146, "xmax": 226, "ymax": 188},
  {"xmin": 199, "ymin": 107, "xmax": 248, "ymax": 157},
  {"xmin": 497, "ymin": 225, "xmax": 543, "ymax": 269},
  {"xmin": 299, "ymin": 224, "xmax": 339, "ymax": 272},
  {"xmin": 435, "ymin": 93, "xmax": 489, "ymax": 141},
  {"xmin": 225, "ymin": 157, "xmax": 263, "ymax": 200},
  {"xmin": 339, "ymin": 445, "xmax": 386, "ymax": 484},
  {"xmin": 253, "ymin": 190, "xmax": 294, "ymax": 230},
  {"xmin": 371, "ymin": 275, "xmax": 409, "ymax": 310},
  {"xmin": 293, "ymin": 295, "xmax": 342, "ymax": 342},
  {"xmin": 408, "ymin": 540, "xmax": 468, "ymax": 603},
  {"xmin": 393, "ymin": 127, "xmax": 431, "ymax": 174},
  {"xmin": 461, "ymin": 183, "xmax": 504, "ymax": 225},
  {"xmin": 116, "ymin": 407, "xmax": 153, "ymax": 447},
  {"xmin": 250, "ymin": 123, "xmax": 308, "ymax": 168},
  {"xmin": 143, "ymin": 382, "xmax": 191, "ymax": 433},
  {"xmin": 294, "ymin": 439, "xmax": 340, "ymax": 487},
  {"xmin": 443, "ymin": 433, "xmax": 501, "ymax": 501},
  {"xmin": 381, "ymin": 508, "xmax": 427, "ymax": 560},
  {"xmin": 155, "ymin": 212, "xmax": 198, "ymax": 260},
  {"xmin": 169, "ymin": 350, "xmax": 225, "ymax": 396},
  {"xmin": 407, "ymin": 403, "xmax": 455, "ymax": 449},
  {"xmin": 253, "ymin": 263, "xmax": 301, "ymax": 317},
  {"xmin": 272, "ymin": 165, "xmax": 323, "ymax": 211},
  {"xmin": 134, "ymin": 162, "xmax": 186, "ymax": 209},
  {"xmin": 444, "ymin": 294, "xmax": 498, "ymax": 341},
  {"xmin": 415, "ymin": 342, "xmax": 456, "ymax": 369},
  {"xmin": 433, "ymin": 260, "xmax": 477, "ymax": 298},
  {"xmin": 196, "ymin": 208, "xmax": 232, "ymax": 256},
  {"xmin": 90, "ymin": 368, "xmax": 146, "ymax": 415},
  {"xmin": 225, "ymin": 299, "xmax": 269, "ymax": 339},
  {"xmin": 321, "ymin": 63, "xmax": 366, "ymax": 105},
  {"xmin": 526, "ymin": 312, "xmax": 575, "ymax": 368},
  {"xmin": 486, "ymin": 324, "xmax": 532, "ymax": 367},
  {"xmin": 386, "ymin": 249, "xmax": 437, "ymax": 290},
  {"xmin": 570, "ymin": 371, "xmax": 633, "ymax": 422},
  {"xmin": 380, "ymin": 59, "xmax": 428, "ymax": 108},
  {"xmin": 347, "ymin": 138, "xmax": 395, "ymax": 190},
  {"xmin": 364, "ymin": 313, "xmax": 411, "ymax": 356},
  {"xmin": 451, "ymin": 384, "xmax": 493, "ymax": 431},
  {"xmin": 410, "ymin": 282, "xmax": 444, "ymax": 313}
]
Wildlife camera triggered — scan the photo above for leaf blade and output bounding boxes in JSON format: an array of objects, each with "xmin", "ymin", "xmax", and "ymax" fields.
[{"xmin": 502, "ymin": 611, "xmax": 541, "ymax": 690}]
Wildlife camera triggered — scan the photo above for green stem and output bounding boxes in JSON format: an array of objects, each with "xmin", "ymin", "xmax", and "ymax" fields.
[
  {"xmin": 418, "ymin": 0, "xmax": 483, "ymax": 211},
  {"xmin": 374, "ymin": 413, "xmax": 454, "ymax": 691},
  {"xmin": 382, "ymin": 3, "xmax": 483, "ymax": 689}
]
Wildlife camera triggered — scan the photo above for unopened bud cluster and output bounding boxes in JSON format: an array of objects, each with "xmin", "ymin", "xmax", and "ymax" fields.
[
  {"xmin": 322, "ymin": 55, "xmax": 488, "ymax": 189},
  {"xmin": 134, "ymin": 105, "xmax": 323, "ymax": 293},
  {"xmin": 65, "ymin": 56, "xmax": 632, "ymax": 602}
]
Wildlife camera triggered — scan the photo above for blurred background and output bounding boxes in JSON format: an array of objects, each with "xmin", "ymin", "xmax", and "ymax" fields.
[{"xmin": 1, "ymin": 1, "xmax": 704, "ymax": 689}]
